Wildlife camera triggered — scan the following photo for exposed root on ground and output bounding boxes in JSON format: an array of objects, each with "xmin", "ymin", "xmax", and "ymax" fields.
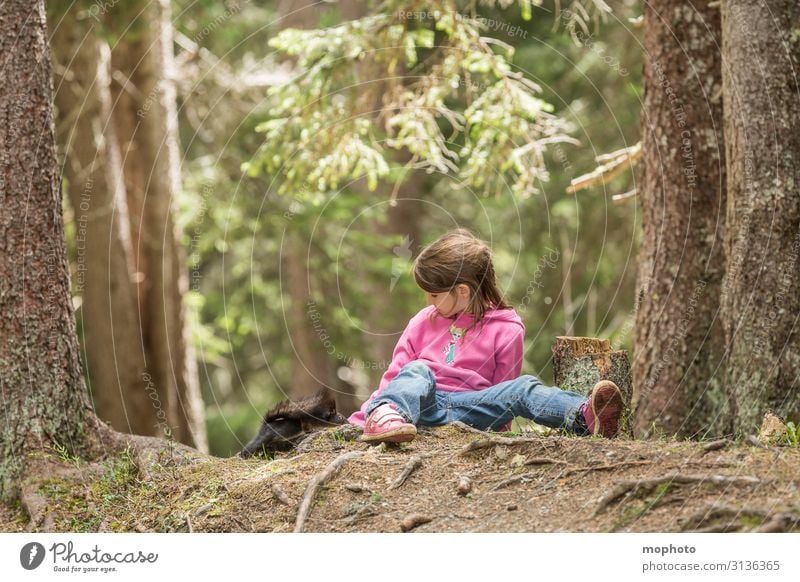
[
  {"xmin": 594, "ymin": 473, "xmax": 762, "ymax": 516},
  {"xmin": 294, "ymin": 450, "xmax": 365, "ymax": 533}
]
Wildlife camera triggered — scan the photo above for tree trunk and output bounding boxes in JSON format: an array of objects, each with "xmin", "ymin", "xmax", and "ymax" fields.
[
  {"xmin": 107, "ymin": 0, "xmax": 207, "ymax": 451},
  {"xmin": 50, "ymin": 6, "xmax": 154, "ymax": 436},
  {"xmin": 633, "ymin": 0, "xmax": 727, "ymax": 438},
  {"xmin": 285, "ymin": 230, "xmax": 336, "ymax": 400},
  {"xmin": 0, "ymin": 0, "xmax": 92, "ymax": 498},
  {"xmin": 721, "ymin": 0, "xmax": 800, "ymax": 431},
  {"xmin": 364, "ymin": 176, "xmax": 426, "ymax": 409}
]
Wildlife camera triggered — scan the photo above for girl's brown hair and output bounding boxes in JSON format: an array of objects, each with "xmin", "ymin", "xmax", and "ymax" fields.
[{"xmin": 412, "ymin": 228, "xmax": 511, "ymax": 339}]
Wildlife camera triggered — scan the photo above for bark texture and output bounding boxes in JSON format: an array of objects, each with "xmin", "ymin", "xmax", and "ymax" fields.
[
  {"xmin": 50, "ymin": 7, "xmax": 153, "ymax": 436},
  {"xmin": 633, "ymin": 0, "xmax": 727, "ymax": 438},
  {"xmin": 106, "ymin": 0, "xmax": 207, "ymax": 451},
  {"xmin": 721, "ymin": 0, "xmax": 800, "ymax": 431},
  {"xmin": 285, "ymin": 230, "xmax": 337, "ymax": 400},
  {"xmin": 553, "ymin": 337, "xmax": 633, "ymax": 434},
  {"xmin": 0, "ymin": 0, "xmax": 91, "ymax": 498}
]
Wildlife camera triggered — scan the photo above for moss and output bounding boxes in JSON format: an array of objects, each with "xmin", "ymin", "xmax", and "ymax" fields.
[
  {"xmin": 611, "ymin": 481, "xmax": 673, "ymax": 531},
  {"xmin": 740, "ymin": 514, "xmax": 765, "ymax": 529}
]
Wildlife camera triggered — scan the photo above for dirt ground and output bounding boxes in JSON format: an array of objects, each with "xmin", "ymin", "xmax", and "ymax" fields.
[{"xmin": 2, "ymin": 425, "xmax": 799, "ymax": 533}]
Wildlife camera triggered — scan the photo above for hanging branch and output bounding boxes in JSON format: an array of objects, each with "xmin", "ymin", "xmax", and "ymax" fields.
[{"xmin": 566, "ymin": 142, "xmax": 642, "ymax": 194}]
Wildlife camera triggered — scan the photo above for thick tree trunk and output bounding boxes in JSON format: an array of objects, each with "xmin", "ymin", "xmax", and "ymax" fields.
[
  {"xmin": 107, "ymin": 0, "xmax": 207, "ymax": 451},
  {"xmin": 0, "ymin": 0, "xmax": 92, "ymax": 498},
  {"xmin": 50, "ymin": 7, "xmax": 154, "ymax": 436},
  {"xmin": 285, "ymin": 231, "xmax": 336, "ymax": 399},
  {"xmin": 633, "ymin": 0, "xmax": 727, "ymax": 438},
  {"xmin": 721, "ymin": 0, "xmax": 800, "ymax": 431}
]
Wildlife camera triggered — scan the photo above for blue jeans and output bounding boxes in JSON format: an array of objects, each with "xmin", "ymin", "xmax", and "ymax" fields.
[{"xmin": 365, "ymin": 360, "xmax": 590, "ymax": 435}]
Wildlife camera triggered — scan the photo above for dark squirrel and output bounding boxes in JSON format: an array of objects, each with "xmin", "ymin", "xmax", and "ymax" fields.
[{"xmin": 239, "ymin": 388, "xmax": 347, "ymax": 458}]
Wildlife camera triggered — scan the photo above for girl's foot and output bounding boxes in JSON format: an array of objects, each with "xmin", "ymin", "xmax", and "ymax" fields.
[
  {"xmin": 581, "ymin": 380, "xmax": 623, "ymax": 437},
  {"xmin": 362, "ymin": 403, "xmax": 417, "ymax": 443}
]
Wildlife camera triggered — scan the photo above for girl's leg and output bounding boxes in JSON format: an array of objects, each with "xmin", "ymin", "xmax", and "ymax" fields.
[
  {"xmin": 447, "ymin": 375, "xmax": 589, "ymax": 433},
  {"xmin": 365, "ymin": 360, "xmax": 448, "ymax": 425}
]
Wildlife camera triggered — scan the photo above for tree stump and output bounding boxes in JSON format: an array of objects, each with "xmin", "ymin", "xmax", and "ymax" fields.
[{"xmin": 552, "ymin": 337, "xmax": 632, "ymax": 435}]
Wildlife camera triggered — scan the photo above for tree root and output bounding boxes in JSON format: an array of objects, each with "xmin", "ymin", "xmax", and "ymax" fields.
[
  {"xmin": 679, "ymin": 503, "xmax": 768, "ymax": 531},
  {"xmin": 594, "ymin": 473, "xmax": 761, "ymax": 516},
  {"xmin": 562, "ymin": 460, "xmax": 652, "ymax": 478},
  {"xmin": 693, "ymin": 523, "xmax": 742, "ymax": 533},
  {"xmin": 388, "ymin": 455, "xmax": 422, "ymax": 490},
  {"xmin": 756, "ymin": 512, "xmax": 800, "ymax": 532},
  {"xmin": 457, "ymin": 436, "xmax": 546, "ymax": 456},
  {"xmin": 294, "ymin": 450, "xmax": 364, "ymax": 533},
  {"xmin": 19, "ymin": 457, "xmax": 104, "ymax": 532}
]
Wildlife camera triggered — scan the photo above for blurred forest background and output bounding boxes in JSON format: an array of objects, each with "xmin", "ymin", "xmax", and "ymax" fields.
[{"xmin": 51, "ymin": 0, "xmax": 642, "ymax": 457}]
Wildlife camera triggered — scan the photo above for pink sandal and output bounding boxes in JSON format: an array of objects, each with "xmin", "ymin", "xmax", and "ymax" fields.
[{"xmin": 362, "ymin": 404, "xmax": 417, "ymax": 443}]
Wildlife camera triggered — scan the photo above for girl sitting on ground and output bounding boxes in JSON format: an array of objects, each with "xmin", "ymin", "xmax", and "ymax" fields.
[{"xmin": 348, "ymin": 228, "xmax": 623, "ymax": 443}]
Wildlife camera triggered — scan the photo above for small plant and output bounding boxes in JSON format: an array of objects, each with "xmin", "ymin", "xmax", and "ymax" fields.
[
  {"xmin": 49, "ymin": 442, "xmax": 81, "ymax": 467},
  {"xmin": 785, "ymin": 422, "xmax": 800, "ymax": 446}
]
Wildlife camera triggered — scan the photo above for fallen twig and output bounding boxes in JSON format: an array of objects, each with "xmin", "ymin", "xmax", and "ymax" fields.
[
  {"xmin": 746, "ymin": 434, "xmax": 767, "ymax": 449},
  {"xmin": 388, "ymin": 455, "xmax": 423, "ymax": 490},
  {"xmin": 458, "ymin": 436, "xmax": 544, "ymax": 456},
  {"xmin": 294, "ymin": 451, "xmax": 364, "ymax": 533},
  {"xmin": 562, "ymin": 459, "xmax": 651, "ymax": 477},
  {"xmin": 194, "ymin": 501, "xmax": 215, "ymax": 516},
  {"xmin": 493, "ymin": 472, "xmax": 538, "ymax": 490},
  {"xmin": 450, "ymin": 421, "xmax": 490, "ymax": 435},
  {"xmin": 344, "ymin": 505, "xmax": 377, "ymax": 525},
  {"xmin": 702, "ymin": 439, "xmax": 729, "ymax": 453},
  {"xmin": 594, "ymin": 473, "xmax": 761, "ymax": 516},
  {"xmin": 524, "ymin": 457, "xmax": 568, "ymax": 467}
]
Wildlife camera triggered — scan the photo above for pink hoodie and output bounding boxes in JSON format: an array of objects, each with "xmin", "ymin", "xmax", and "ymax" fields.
[{"xmin": 348, "ymin": 304, "xmax": 525, "ymax": 426}]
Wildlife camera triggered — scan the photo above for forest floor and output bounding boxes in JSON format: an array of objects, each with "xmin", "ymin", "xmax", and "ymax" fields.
[{"xmin": 2, "ymin": 424, "xmax": 799, "ymax": 533}]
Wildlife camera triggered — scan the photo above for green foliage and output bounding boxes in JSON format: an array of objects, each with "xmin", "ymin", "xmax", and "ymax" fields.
[
  {"xmin": 243, "ymin": 1, "xmax": 574, "ymax": 199},
  {"xmin": 50, "ymin": 442, "xmax": 82, "ymax": 467},
  {"xmin": 783, "ymin": 422, "xmax": 800, "ymax": 446}
]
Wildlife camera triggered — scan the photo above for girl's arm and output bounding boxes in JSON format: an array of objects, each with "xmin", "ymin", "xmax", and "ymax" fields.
[
  {"xmin": 491, "ymin": 327, "xmax": 525, "ymax": 385},
  {"xmin": 374, "ymin": 322, "xmax": 418, "ymax": 395},
  {"xmin": 347, "ymin": 313, "xmax": 421, "ymax": 426}
]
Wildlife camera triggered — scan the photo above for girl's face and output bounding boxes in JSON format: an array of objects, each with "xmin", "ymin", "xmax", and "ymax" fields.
[{"xmin": 424, "ymin": 284, "xmax": 471, "ymax": 318}]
